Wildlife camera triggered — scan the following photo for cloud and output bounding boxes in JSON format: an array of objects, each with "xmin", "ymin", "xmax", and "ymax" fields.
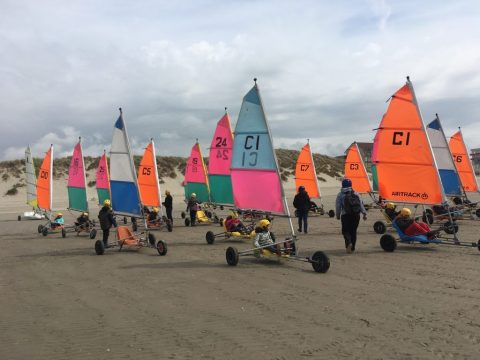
[{"xmin": 1, "ymin": 0, "xmax": 480, "ymax": 161}]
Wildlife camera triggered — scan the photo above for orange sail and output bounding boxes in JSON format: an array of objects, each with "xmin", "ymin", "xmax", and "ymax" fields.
[
  {"xmin": 37, "ymin": 145, "xmax": 53, "ymax": 211},
  {"xmin": 344, "ymin": 142, "xmax": 372, "ymax": 193},
  {"xmin": 295, "ymin": 143, "xmax": 320, "ymax": 198},
  {"xmin": 138, "ymin": 140, "xmax": 162, "ymax": 207},
  {"xmin": 449, "ymin": 130, "xmax": 479, "ymax": 192},
  {"xmin": 371, "ymin": 79, "xmax": 444, "ymax": 204}
]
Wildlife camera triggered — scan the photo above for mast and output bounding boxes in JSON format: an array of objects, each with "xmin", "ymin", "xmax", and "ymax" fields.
[
  {"xmin": 458, "ymin": 127, "xmax": 479, "ymax": 193},
  {"xmin": 79, "ymin": 137, "xmax": 88, "ymax": 213},
  {"xmin": 49, "ymin": 144, "xmax": 53, "ymax": 220},
  {"xmin": 151, "ymin": 138, "xmax": 164, "ymax": 216},
  {"xmin": 307, "ymin": 139, "xmax": 322, "ymax": 201}
]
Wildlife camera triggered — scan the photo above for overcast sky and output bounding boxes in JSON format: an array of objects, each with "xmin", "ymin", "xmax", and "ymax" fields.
[{"xmin": 1, "ymin": 0, "xmax": 479, "ymax": 160}]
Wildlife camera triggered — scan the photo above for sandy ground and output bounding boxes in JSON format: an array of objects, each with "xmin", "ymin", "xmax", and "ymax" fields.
[{"xmin": 1, "ymin": 180, "xmax": 480, "ymax": 359}]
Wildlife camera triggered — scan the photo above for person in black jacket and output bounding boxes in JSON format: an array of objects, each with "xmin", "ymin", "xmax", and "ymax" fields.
[
  {"xmin": 293, "ymin": 186, "xmax": 311, "ymax": 233},
  {"xmin": 162, "ymin": 190, "xmax": 173, "ymax": 224},
  {"xmin": 98, "ymin": 199, "xmax": 117, "ymax": 247}
]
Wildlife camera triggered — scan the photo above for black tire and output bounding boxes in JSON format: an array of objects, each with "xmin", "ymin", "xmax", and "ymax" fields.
[
  {"xmin": 380, "ymin": 234, "xmax": 397, "ymax": 252},
  {"xmin": 226, "ymin": 247, "xmax": 239, "ymax": 266},
  {"xmin": 219, "ymin": 218, "xmax": 224, "ymax": 227},
  {"xmin": 425, "ymin": 208, "xmax": 433, "ymax": 216},
  {"xmin": 213, "ymin": 215, "xmax": 219, "ymax": 223},
  {"xmin": 443, "ymin": 221, "xmax": 458, "ymax": 234},
  {"xmin": 38, "ymin": 224, "xmax": 44, "ymax": 233},
  {"xmin": 166, "ymin": 220, "xmax": 173, "ymax": 232},
  {"xmin": 477, "ymin": 240, "xmax": 480, "ymax": 252},
  {"xmin": 206, "ymin": 210, "xmax": 212, "ymax": 218},
  {"xmin": 18, "ymin": 215, "xmax": 21, "ymax": 221},
  {"xmin": 476, "ymin": 208, "xmax": 480, "ymax": 218},
  {"xmin": 373, "ymin": 221, "xmax": 387, "ymax": 234},
  {"xmin": 61, "ymin": 228, "xmax": 66, "ymax": 238},
  {"xmin": 422, "ymin": 211, "xmax": 434, "ymax": 225},
  {"xmin": 94, "ymin": 240, "xmax": 105, "ymax": 255},
  {"xmin": 185, "ymin": 218, "xmax": 190, "ymax": 227},
  {"xmin": 328, "ymin": 210, "xmax": 335, "ymax": 218},
  {"xmin": 311, "ymin": 251, "xmax": 330, "ymax": 273},
  {"xmin": 132, "ymin": 221, "xmax": 138, "ymax": 232},
  {"xmin": 453, "ymin": 197, "xmax": 462, "ymax": 205},
  {"xmin": 148, "ymin": 232, "xmax": 156, "ymax": 247},
  {"xmin": 89, "ymin": 229, "xmax": 97, "ymax": 239},
  {"xmin": 206, "ymin": 231, "xmax": 215, "ymax": 245},
  {"xmin": 181, "ymin": 211, "xmax": 186, "ymax": 219},
  {"xmin": 123, "ymin": 217, "xmax": 127, "ymax": 224},
  {"xmin": 220, "ymin": 205, "xmax": 224, "ymax": 211},
  {"xmin": 156, "ymin": 240, "xmax": 168, "ymax": 256},
  {"xmin": 42, "ymin": 227, "xmax": 48, "ymax": 236}
]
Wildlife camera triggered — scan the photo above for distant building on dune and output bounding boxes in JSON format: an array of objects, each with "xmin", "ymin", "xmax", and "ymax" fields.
[{"xmin": 471, "ymin": 148, "xmax": 480, "ymax": 175}]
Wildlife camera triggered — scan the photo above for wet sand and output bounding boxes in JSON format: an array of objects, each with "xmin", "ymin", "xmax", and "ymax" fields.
[{"xmin": 1, "ymin": 192, "xmax": 480, "ymax": 359}]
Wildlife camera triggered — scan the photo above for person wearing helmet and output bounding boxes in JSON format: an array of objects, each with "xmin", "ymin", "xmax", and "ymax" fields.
[
  {"xmin": 225, "ymin": 213, "xmax": 247, "ymax": 233},
  {"xmin": 335, "ymin": 178, "xmax": 367, "ymax": 253},
  {"xmin": 293, "ymin": 185, "xmax": 311, "ymax": 233},
  {"xmin": 384, "ymin": 202, "xmax": 399, "ymax": 221},
  {"xmin": 186, "ymin": 193, "xmax": 200, "ymax": 226},
  {"xmin": 253, "ymin": 219, "xmax": 279, "ymax": 253},
  {"xmin": 51, "ymin": 212, "xmax": 64, "ymax": 229},
  {"xmin": 147, "ymin": 207, "xmax": 161, "ymax": 226},
  {"xmin": 395, "ymin": 207, "xmax": 438, "ymax": 239},
  {"xmin": 98, "ymin": 199, "xmax": 117, "ymax": 247},
  {"xmin": 75, "ymin": 211, "xmax": 90, "ymax": 230},
  {"xmin": 162, "ymin": 190, "xmax": 173, "ymax": 225}
]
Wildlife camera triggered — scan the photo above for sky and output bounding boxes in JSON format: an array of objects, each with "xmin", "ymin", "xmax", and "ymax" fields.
[{"xmin": 1, "ymin": 0, "xmax": 480, "ymax": 160}]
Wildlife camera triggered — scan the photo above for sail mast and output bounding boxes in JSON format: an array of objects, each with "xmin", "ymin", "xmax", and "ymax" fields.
[{"xmin": 151, "ymin": 138, "xmax": 164, "ymax": 216}]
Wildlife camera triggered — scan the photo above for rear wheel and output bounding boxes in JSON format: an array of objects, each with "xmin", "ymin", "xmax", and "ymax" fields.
[
  {"xmin": 89, "ymin": 229, "xmax": 97, "ymax": 239},
  {"xmin": 328, "ymin": 210, "xmax": 335, "ymax": 218},
  {"xmin": 38, "ymin": 224, "xmax": 44, "ymax": 233},
  {"xmin": 206, "ymin": 231, "xmax": 215, "ymax": 245},
  {"xmin": 226, "ymin": 247, "xmax": 239, "ymax": 266},
  {"xmin": 380, "ymin": 234, "xmax": 397, "ymax": 252},
  {"xmin": 373, "ymin": 221, "xmax": 387, "ymax": 234},
  {"xmin": 311, "ymin": 251, "xmax": 330, "ymax": 273},
  {"xmin": 443, "ymin": 221, "xmax": 458, "ymax": 234},
  {"xmin": 148, "ymin": 232, "xmax": 156, "ymax": 247},
  {"xmin": 94, "ymin": 240, "xmax": 105, "ymax": 255},
  {"xmin": 185, "ymin": 218, "xmax": 190, "ymax": 227},
  {"xmin": 156, "ymin": 240, "xmax": 168, "ymax": 256},
  {"xmin": 42, "ymin": 227, "xmax": 48, "ymax": 236},
  {"xmin": 61, "ymin": 228, "xmax": 66, "ymax": 238}
]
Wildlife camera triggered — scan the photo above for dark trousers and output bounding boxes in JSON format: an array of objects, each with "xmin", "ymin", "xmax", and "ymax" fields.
[
  {"xmin": 297, "ymin": 210, "xmax": 308, "ymax": 233},
  {"xmin": 341, "ymin": 213, "xmax": 360, "ymax": 251},
  {"xmin": 165, "ymin": 207, "xmax": 173, "ymax": 223},
  {"xmin": 190, "ymin": 210, "xmax": 196, "ymax": 226},
  {"xmin": 102, "ymin": 228, "xmax": 110, "ymax": 245}
]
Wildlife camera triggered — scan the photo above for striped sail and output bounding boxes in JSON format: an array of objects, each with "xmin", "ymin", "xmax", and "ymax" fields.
[
  {"xmin": 231, "ymin": 82, "xmax": 287, "ymax": 214},
  {"xmin": 67, "ymin": 139, "xmax": 88, "ymax": 212},
  {"xmin": 25, "ymin": 146, "xmax": 38, "ymax": 208},
  {"xmin": 184, "ymin": 142, "xmax": 210, "ymax": 203},
  {"xmin": 109, "ymin": 109, "xmax": 142, "ymax": 216},
  {"xmin": 96, "ymin": 151, "xmax": 111, "ymax": 205},
  {"xmin": 208, "ymin": 111, "xmax": 234, "ymax": 205},
  {"xmin": 426, "ymin": 116, "xmax": 462, "ymax": 196},
  {"xmin": 371, "ymin": 78, "xmax": 445, "ymax": 204}
]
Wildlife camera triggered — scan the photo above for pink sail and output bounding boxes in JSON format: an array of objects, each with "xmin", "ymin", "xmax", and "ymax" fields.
[
  {"xmin": 96, "ymin": 153, "xmax": 110, "ymax": 190},
  {"xmin": 185, "ymin": 143, "xmax": 208, "ymax": 184},
  {"xmin": 208, "ymin": 113, "xmax": 233, "ymax": 175},
  {"xmin": 68, "ymin": 142, "xmax": 86, "ymax": 188}
]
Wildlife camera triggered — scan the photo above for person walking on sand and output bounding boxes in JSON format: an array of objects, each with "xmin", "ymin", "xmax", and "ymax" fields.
[
  {"xmin": 335, "ymin": 178, "xmax": 367, "ymax": 253},
  {"xmin": 293, "ymin": 186, "xmax": 310, "ymax": 233},
  {"xmin": 162, "ymin": 190, "xmax": 173, "ymax": 224},
  {"xmin": 186, "ymin": 193, "xmax": 200, "ymax": 226},
  {"xmin": 98, "ymin": 199, "xmax": 117, "ymax": 247}
]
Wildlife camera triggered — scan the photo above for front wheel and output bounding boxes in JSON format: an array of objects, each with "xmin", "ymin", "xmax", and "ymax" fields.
[
  {"xmin": 94, "ymin": 240, "xmax": 105, "ymax": 255},
  {"xmin": 206, "ymin": 231, "xmax": 215, "ymax": 245},
  {"xmin": 226, "ymin": 247, "xmax": 239, "ymax": 266},
  {"xmin": 42, "ymin": 227, "xmax": 48, "ymax": 236},
  {"xmin": 373, "ymin": 221, "xmax": 387, "ymax": 234},
  {"xmin": 89, "ymin": 229, "xmax": 97, "ymax": 239},
  {"xmin": 156, "ymin": 240, "xmax": 168, "ymax": 256},
  {"xmin": 443, "ymin": 221, "xmax": 458, "ymax": 234},
  {"xmin": 38, "ymin": 224, "xmax": 44, "ymax": 233},
  {"xmin": 328, "ymin": 210, "xmax": 335, "ymax": 218},
  {"xmin": 380, "ymin": 234, "xmax": 397, "ymax": 252},
  {"xmin": 310, "ymin": 251, "xmax": 330, "ymax": 273}
]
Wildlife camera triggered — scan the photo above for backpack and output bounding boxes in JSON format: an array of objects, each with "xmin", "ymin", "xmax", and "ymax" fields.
[{"xmin": 343, "ymin": 191, "xmax": 362, "ymax": 215}]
